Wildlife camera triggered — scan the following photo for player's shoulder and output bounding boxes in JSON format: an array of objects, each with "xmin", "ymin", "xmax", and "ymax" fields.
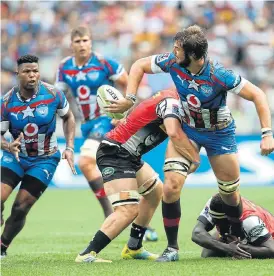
[
  {"xmin": 59, "ymin": 56, "xmax": 73, "ymax": 67},
  {"xmin": 40, "ymin": 81, "xmax": 60, "ymax": 96},
  {"xmin": 155, "ymin": 52, "xmax": 176, "ymax": 64},
  {"xmin": 1, "ymin": 87, "xmax": 16, "ymax": 104}
]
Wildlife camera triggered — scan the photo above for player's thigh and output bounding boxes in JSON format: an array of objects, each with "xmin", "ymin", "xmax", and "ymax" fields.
[
  {"xmin": 1, "ymin": 153, "xmax": 24, "ymax": 201},
  {"xmin": 136, "ymin": 161, "xmax": 162, "ymax": 197},
  {"xmin": 79, "ymin": 138, "xmax": 101, "ymax": 160},
  {"xmin": 209, "ymin": 153, "xmax": 240, "ymax": 181}
]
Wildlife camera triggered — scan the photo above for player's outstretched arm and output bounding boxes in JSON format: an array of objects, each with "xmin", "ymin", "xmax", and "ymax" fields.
[
  {"xmin": 60, "ymin": 110, "xmax": 77, "ymax": 174},
  {"xmin": 105, "ymin": 56, "xmax": 154, "ymax": 114},
  {"xmin": 238, "ymin": 81, "xmax": 274, "ymax": 156},
  {"xmin": 192, "ymin": 221, "xmax": 251, "ymax": 259},
  {"xmin": 163, "ymin": 117, "xmax": 200, "ymax": 172},
  {"xmin": 238, "ymin": 237, "xmax": 274, "ymax": 259}
]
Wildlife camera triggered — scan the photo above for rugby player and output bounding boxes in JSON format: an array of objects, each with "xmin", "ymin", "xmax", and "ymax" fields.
[
  {"xmin": 1, "ymin": 55, "xmax": 76, "ymax": 258},
  {"xmin": 55, "ymin": 26, "xmax": 128, "ymax": 219},
  {"xmin": 105, "ymin": 25, "xmax": 274, "ymax": 261},
  {"xmin": 192, "ymin": 193, "xmax": 274, "ymax": 259},
  {"xmin": 75, "ymin": 89, "xmax": 200, "ymax": 263}
]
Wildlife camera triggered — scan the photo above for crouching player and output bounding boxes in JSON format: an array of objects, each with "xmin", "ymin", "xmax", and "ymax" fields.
[
  {"xmin": 1, "ymin": 55, "xmax": 76, "ymax": 258},
  {"xmin": 75, "ymin": 89, "xmax": 200, "ymax": 263},
  {"xmin": 192, "ymin": 193, "xmax": 274, "ymax": 259}
]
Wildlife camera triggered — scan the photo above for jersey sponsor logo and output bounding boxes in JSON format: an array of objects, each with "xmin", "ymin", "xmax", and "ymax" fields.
[
  {"xmin": 43, "ymin": 169, "xmax": 52, "ymax": 179},
  {"xmin": 246, "ymin": 223, "xmax": 265, "ymax": 241},
  {"xmin": 144, "ymin": 133, "xmax": 159, "ymax": 146},
  {"xmin": 124, "ymin": 170, "xmax": 135, "ymax": 174},
  {"xmin": 3, "ymin": 155, "xmax": 13, "ymax": 163},
  {"xmin": 200, "ymin": 85, "xmax": 213, "ymax": 96},
  {"xmin": 23, "ymin": 123, "xmax": 38, "ymax": 137},
  {"xmin": 187, "ymin": 94, "xmax": 201, "ymax": 109},
  {"xmin": 177, "ymin": 74, "xmax": 185, "ymax": 86},
  {"xmin": 77, "ymin": 85, "xmax": 90, "ymax": 99},
  {"xmin": 156, "ymin": 53, "xmax": 170, "ymax": 63},
  {"xmin": 36, "ymin": 104, "xmax": 48, "ymax": 117},
  {"xmin": 172, "ymin": 104, "xmax": 180, "ymax": 116},
  {"xmin": 102, "ymin": 167, "xmax": 115, "ymax": 178}
]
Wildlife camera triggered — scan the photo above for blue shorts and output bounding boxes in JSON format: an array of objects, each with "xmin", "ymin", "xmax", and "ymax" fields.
[
  {"xmin": 182, "ymin": 121, "xmax": 238, "ymax": 156},
  {"xmin": 1, "ymin": 150, "xmax": 61, "ymax": 186},
  {"xmin": 81, "ymin": 116, "xmax": 113, "ymax": 141}
]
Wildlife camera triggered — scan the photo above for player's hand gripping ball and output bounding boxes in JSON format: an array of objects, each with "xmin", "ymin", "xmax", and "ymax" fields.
[{"xmin": 97, "ymin": 85, "xmax": 125, "ymax": 120}]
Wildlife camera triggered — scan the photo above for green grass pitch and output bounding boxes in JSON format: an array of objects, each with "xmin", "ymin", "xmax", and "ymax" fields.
[{"xmin": 2, "ymin": 187, "xmax": 274, "ymax": 276}]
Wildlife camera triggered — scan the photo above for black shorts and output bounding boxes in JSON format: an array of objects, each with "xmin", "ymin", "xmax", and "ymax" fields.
[{"xmin": 96, "ymin": 139, "xmax": 144, "ymax": 183}]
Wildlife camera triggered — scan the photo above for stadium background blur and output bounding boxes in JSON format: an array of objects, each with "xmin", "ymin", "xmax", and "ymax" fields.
[{"xmin": 2, "ymin": 0, "xmax": 274, "ymax": 133}]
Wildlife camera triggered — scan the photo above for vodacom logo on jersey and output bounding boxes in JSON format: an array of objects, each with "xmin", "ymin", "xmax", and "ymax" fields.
[
  {"xmin": 23, "ymin": 123, "xmax": 38, "ymax": 137},
  {"xmin": 187, "ymin": 94, "xmax": 201, "ymax": 108},
  {"xmin": 77, "ymin": 85, "xmax": 90, "ymax": 100}
]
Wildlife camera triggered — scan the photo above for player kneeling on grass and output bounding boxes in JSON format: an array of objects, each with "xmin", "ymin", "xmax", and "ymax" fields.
[
  {"xmin": 192, "ymin": 193, "xmax": 274, "ymax": 259},
  {"xmin": 75, "ymin": 89, "xmax": 200, "ymax": 263}
]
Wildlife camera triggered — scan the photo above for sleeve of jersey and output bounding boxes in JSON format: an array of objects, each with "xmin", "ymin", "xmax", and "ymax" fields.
[
  {"xmin": 55, "ymin": 66, "xmax": 69, "ymax": 92},
  {"xmin": 243, "ymin": 216, "xmax": 271, "ymax": 246},
  {"xmin": 216, "ymin": 66, "xmax": 247, "ymax": 94},
  {"xmin": 151, "ymin": 53, "xmax": 173, "ymax": 73},
  {"xmin": 1, "ymin": 99, "xmax": 9, "ymax": 132},
  {"xmin": 105, "ymin": 58, "xmax": 125, "ymax": 81},
  {"xmin": 56, "ymin": 90, "xmax": 70, "ymax": 117},
  {"xmin": 197, "ymin": 198, "xmax": 215, "ymax": 228},
  {"xmin": 156, "ymin": 98, "xmax": 182, "ymax": 122}
]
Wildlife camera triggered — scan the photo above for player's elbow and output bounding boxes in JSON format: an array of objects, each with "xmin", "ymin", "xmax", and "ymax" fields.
[{"xmin": 191, "ymin": 227, "xmax": 202, "ymax": 244}]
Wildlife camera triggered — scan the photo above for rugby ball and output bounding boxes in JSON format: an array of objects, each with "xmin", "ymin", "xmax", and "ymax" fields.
[{"xmin": 97, "ymin": 85, "xmax": 125, "ymax": 119}]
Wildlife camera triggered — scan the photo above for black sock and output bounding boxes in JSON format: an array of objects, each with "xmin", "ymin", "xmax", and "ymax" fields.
[
  {"xmin": 88, "ymin": 178, "xmax": 113, "ymax": 218},
  {"xmin": 162, "ymin": 199, "xmax": 181, "ymax": 250},
  {"xmin": 1, "ymin": 240, "xmax": 8, "ymax": 254},
  {"xmin": 80, "ymin": 230, "xmax": 111, "ymax": 255},
  {"xmin": 127, "ymin": 223, "xmax": 147, "ymax": 250}
]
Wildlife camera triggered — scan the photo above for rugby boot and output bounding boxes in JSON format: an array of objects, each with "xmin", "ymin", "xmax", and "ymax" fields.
[
  {"xmin": 121, "ymin": 244, "xmax": 159, "ymax": 260},
  {"xmin": 156, "ymin": 247, "xmax": 179, "ymax": 262},
  {"xmin": 75, "ymin": 251, "xmax": 112, "ymax": 263}
]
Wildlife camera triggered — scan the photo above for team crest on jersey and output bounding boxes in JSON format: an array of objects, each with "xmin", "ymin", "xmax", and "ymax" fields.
[
  {"xmin": 200, "ymin": 85, "xmax": 213, "ymax": 96},
  {"xmin": 87, "ymin": 71, "xmax": 100, "ymax": 81},
  {"xmin": 23, "ymin": 123, "xmax": 38, "ymax": 137},
  {"xmin": 156, "ymin": 53, "xmax": 170, "ymax": 63},
  {"xmin": 187, "ymin": 94, "xmax": 201, "ymax": 108},
  {"xmin": 77, "ymin": 85, "xmax": 90, "ymax": 99},
  {"xmin": 36, "ymin": 104, "xmax": 48, "ymax": 117}
]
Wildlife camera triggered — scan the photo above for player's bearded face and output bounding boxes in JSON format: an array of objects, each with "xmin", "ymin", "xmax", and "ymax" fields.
[
  {"xmin": 173, "ymin": 42, "xmax": 191, "ymax": 68},
  {"xmin": 18, "ymin": 63, "xmax": 40, "ymax": 91},
  {"xmin": 71, "ymin": 35, "xmax": 92, "ymax": 58}
]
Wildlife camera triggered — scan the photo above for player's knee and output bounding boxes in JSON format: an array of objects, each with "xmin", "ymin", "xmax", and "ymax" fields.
[
  {"xmin": 11, "ymin": 198, "xmax": 35, "ymax": 221},
  {"xmin": 164, "ymin": 173, "xmax": 183, "ymax": 198},
  {"xmin": 217, "ymin": 178, "xmax": 240, "ymax": 195},
  {"xmin": 78, "ymin": 156, "xmax": 96, "ymax": 172}
]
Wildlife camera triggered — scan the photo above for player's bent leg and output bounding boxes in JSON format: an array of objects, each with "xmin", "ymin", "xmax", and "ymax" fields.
[
  {"xmin": 79, "ymin": 139, "xmax": 113, "ymax": 217},
  {"xmin": 1, "ymin": 175, "xmax": 47, "ymax": 256},
  {"xmin": 122, "ymin": 163, "xmax": 162, "ymax": 260},
  {"xmin": 209, "ymin": 154, "xmax": 244, "ymax": 237},
  {"xmin": 76, "ymin": 178, "xmax": 139, "ymax": 263}
]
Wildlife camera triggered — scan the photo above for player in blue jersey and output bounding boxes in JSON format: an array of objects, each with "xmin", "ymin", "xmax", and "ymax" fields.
[
  {"xmin": 55, "ymin": 26, "xmax": 158, "ymax": 240},
  {"xmin": 106, "ymin": 25, "xmax": 274, "ymax": 261},
  {"xmin": 0, "ymin": 55, "xmax": 76, "ymax": 258}
]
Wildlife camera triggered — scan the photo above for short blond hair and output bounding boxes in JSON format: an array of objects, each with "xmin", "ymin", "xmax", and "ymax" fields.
[{"xmin": 71, "ymin": 26, "xmax": 91, "ymax": 41}]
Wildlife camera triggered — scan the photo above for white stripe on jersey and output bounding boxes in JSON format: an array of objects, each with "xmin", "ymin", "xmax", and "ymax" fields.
[
  {"xmin": 182, "ymin": 101, "xmax": 195, "ymax": 127},
  {"xmin": 38, "ymin": 134, "xmax": 46, "ymax": 156},
  {"xmin": 49, "ymin": 133, "xmax": 57, "ymax": 152},
  {"xmin": 109, "ymin": 66, "xmax": 125, "ymax": 81},
  {"xmin": 20, "ymin": 139, "xmax": 27, "ymax": 155},
  {"xmin": 1, "ymin": 121, "xmax": 9, "ymax": 132},
  {"xmin": 227, "ymin": 77, "xmax": 247, "ymax": 94},
  {"xmin": 217, "ymin": 106, "xmax": 231, "ymax": 122},
  {"xmin": 57, "ymin": 102, "xmax": 69, "ymax": 117},
  {"xmin": 151, "ymin": 55, "xmax": 165, "ymax": 74},
  {"xmin": 201, "ymin": 109, "xmax": 211, "ymax": 128}
]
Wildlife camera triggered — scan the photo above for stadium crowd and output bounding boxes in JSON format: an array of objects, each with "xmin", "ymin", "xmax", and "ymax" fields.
[{"xmin": 1, "ymin": 0, "xmax": 274, "ymax": 132}]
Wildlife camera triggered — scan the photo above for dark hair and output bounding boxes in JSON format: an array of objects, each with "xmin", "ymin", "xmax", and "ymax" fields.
[
  {"xmin": 71, "ymin": 26, "xmax": 91, "ymax": 41},
  {"xmin": 210, "ymin": 193, "xmax": 224, "ymax": 214},
  {"xmin": 17, "ymin": 54, "xmax": 39, "ymax": 66},
  {"xmin": 174, "ymin": 25, "xmax": 208, "ymax": 60}
]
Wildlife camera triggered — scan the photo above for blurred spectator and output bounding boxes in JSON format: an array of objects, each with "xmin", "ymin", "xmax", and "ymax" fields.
[{"xmin": 1, "ymin": 0, "xmax": 273, "ymax": 133}]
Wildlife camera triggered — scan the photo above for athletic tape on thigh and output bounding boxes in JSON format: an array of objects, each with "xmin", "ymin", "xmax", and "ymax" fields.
[
  {"xmin": 108, "ymin": 190, "xmax": 140, "ymax": 207},
  {"xmin": 217, "ymin": 178, "xmax": 240, "ymax": 194},
  {"xmin": 163, "ymin": 157, "xmax": 191, "ymax": 176},
  {"xmin": 138, "ymin": 174, "xmax": 160, "ymax": 196},
  {"xmin": 80, "ymin": 139, "xmax": 100, "ymax": 158}
]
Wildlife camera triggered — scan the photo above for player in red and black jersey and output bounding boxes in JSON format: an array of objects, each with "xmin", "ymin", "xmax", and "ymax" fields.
[
  {"xmin": 192, "ymin": 193, "xmax": 274, "ymax": 259},
  {"xmin": 75, "ymin": 89, "xmax": 200, "ymax": 263}
]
